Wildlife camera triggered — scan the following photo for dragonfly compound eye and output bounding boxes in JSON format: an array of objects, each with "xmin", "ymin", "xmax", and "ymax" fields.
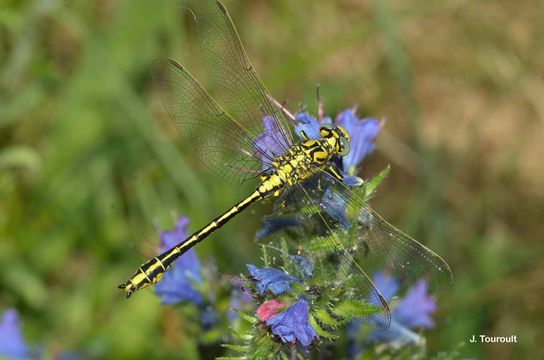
[
  {"xmin": 339, "ymin": 135, "xmax": 350, "ymax": 156},
  {"xmin": 334, "ymin": 125, "xmax": 350, "ymax": 141}
]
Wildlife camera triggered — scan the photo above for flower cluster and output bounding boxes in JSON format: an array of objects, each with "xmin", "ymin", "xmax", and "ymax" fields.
[
  {"xmin": 246, "ymin": 264, "xmax": 301, "ymax": 296},
  {"xmin": 246, "ymin": 263, "xmax": 318, "ymax": 347},
  {"xmin": 242, "ymin": 256, "xmax": 319, "ymax": 346},
  {"xmin": 152, "ymin": 216, "xmax": 232, "ymax": 333},
  {"xmin": 263, "ymin": 296, "xmax": 317, "ymax": 347}
]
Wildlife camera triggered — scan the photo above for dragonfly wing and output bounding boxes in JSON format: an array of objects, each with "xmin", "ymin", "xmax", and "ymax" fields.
[
  {"xmin": 316, "ymin": 171, "xmax": 453, "ymax": 291},
  {"xmin": 179, "ymin": 0, "xmax": 295, "ymax": 153},
  {"xmin": 275, "ymin": 171, "xmax": 453, "ymax": 291},
  {"xmin": 260, "ymin": 182, "xmax": 392, "ymax": 330},
  {"xmin": 153, "ymin": 58, "xmax": 275, "ymax": 185}
]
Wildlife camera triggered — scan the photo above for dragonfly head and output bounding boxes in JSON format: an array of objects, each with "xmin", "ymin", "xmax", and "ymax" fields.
[{"xmin": 319, "ymin": 125, "xmax": 350, "ymax": 156}]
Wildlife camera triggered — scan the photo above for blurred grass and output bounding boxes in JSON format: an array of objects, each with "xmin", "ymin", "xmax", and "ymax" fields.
[{"xmin": 1, "ymin": 0, "xmax": 543, "ymax": 358}]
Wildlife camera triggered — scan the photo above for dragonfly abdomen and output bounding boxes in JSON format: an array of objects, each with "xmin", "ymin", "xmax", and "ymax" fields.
[{"xmin": 119, "ymin": 189, "xmax": 265, "ymax": 298}]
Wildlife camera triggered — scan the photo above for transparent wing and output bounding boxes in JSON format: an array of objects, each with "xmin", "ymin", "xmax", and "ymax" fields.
[
  {"xmin": 153, "ymin": 58, "xmax": 276, "ymax": 185},
  {"xmin": 316, "ymin": 171, "xmax": 453, "ymax": 291},
  {"xmin": 179, "ymin": 0, "xmax": 295, "ymax": 153},
  {"xmin": 273, "ymin": 171, "xmax": 453, "ymax": 291},
  {"xmin": 260, "ymin": 183, "xmax": 392, "ymax": 330}
]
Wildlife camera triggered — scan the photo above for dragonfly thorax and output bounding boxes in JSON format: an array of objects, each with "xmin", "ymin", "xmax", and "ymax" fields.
[{"xmin": 259, "ymin": 125, "xmax": 350, "ymax": 196}]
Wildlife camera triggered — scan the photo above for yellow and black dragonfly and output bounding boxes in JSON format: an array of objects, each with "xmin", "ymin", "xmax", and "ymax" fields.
[{"xmin": 119, "ymin": 0, "xmax": 452, "ymax": 329}]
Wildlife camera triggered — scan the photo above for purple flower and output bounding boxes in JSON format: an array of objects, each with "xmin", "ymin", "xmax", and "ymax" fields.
[
  {"xmin": 321, "ymin": 186, "xmax": 350, "ymax": 229},
  {"xmin": 154, "ymin": 216, "xmax": 203, "ymax": 305},
  {"xmin": 294, "ymin": 112, "xmax": 330, "ymax": 140},
  {"xmin": 292, "ymin": 108, "xmax": 381, "ymax": 175},
  {"xmin": 394, "ymin": 280, "xmax": 436, "ymax": 328},
  {"xmin": 256, "ymin": 216, "xmax": 302, "ymax": 240},
  {"xmin": 367, "ymin": 319, "xmax": 425, "ymax": 349},
  {"xmin": 228, "ymin": 288, "xmax": 254, "ymax": 321},
  {"xmin": 200, "ymin": 307, "xmax": 219, "ymax": 330},
  {"xmin": 367, "ymin": 272, "xmax": 437, "ymax": 346},
  {"xmin": 255, "ymin": 106, "xmax": 380, "ymax": 178},
  {"xmin": 289, "ymin": 255, "xmax": 314, "ymax": 279},
  {"xmin": 336, "ymin": 109, "xmax": 381, "ymax": 173},
  {"xmin": 371, "ymin": 271, "xmax": 400, "ymax": 302},
  {"xmin": 0, "ymin": 309, "xmax": 29, "ymax": 359},
  {"xmin": 246, "ymin": 264, "xmax": 301, "ymax": 296},
  {"xmin": 253, "ymin": 116, "xmax": 290, "ymax": 168},
  {"xmin": 266, "ymin": 296, "xmax": 318, "ymax": 346}
]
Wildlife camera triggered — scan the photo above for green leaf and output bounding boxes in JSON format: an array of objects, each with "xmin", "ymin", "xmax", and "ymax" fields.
[
  {"xmin": 280, "ymin": 238, "xmax": 290, "ymax": 267},
  {"xmin": 314, "ymin": 308, "xmax": 342, "ymax": 327},
  {"xmin": 306, "ymin": 236, "xmax": 339, "ymax": 252},
  {"xmin": 200, "ymin": 327, "xmax": 223, "ymax": 343},
  {"xmin": 261, "ymin": 245, "xmax": 270, "ymax": 267},
  {"xmin": 231, "ymin": 308, "xmax": 258, "ymax": 325},
  {"xmin": 309, "ymin": 314, "xmax": 338, "ymax": 340},
  {"xmin": 222, "ymin": 344, "xmax": 249, "ymax": 352},
  {"xmin": 250, "ymin": 333, "xmax": 280, "ymax": 359},
  {"xmin": 364, "ymin": 165, "xmax": 390, "ymax": 199},
  {"xmin": 333, "ymin": 299, "xmax": 380, "ymax": 318}
]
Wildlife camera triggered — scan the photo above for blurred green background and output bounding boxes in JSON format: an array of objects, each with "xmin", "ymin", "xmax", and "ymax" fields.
[{"xmin": 1, "ymin": 0, "xmax": 543, "ymax": 359}]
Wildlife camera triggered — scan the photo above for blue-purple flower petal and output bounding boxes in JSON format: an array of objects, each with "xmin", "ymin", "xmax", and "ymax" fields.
[
  {"xmin": 256, "ymin": 216, "xmax": 302, "ymax": 240},
  {"xmin": 253, "ymin": 116, "xmax": 289, "ymax": 168},
  {"xmin": 294, "ymin": 112, "xmax": 321, "ymax": 140},
  {"xmin": 321, "ymin": 186, "xmax": 350, "ymax": 229},
  {"xmin": 154, "ymin": 216, "xmax": 203, "ymax": 305},
  {"xmin": 0, "ymin": 309, "xmax": 29, "ymax": 359},
  {"xmin": 393, "ymin": 280, "xmax": 436, "ymax": 329},
  {"xmin": 228, "ymin": 288, "xmax": 254, "ymax": 321},
  {"xmin": 289, "ymin": 255, "xmax": 314, "ymax": 279},
  {"xmin": 159, "ymin": 216, "xmax": 190, "ymax": 251},
  {"xmin": 367, "ymin": 319, "xmax": 424, "ymax": 347},
  {"xmin": 372, "ymin": 272, "xmax": 399, "ymax": 302},
  {"xmin": 200, "ymin": 307, "xmax": 219, "ymax": 330},
  {"xmin": 336, "ymin": 109, "xmax": 381, "ymax": 172},
  {"xmin": 266, "ymin": 297, "xmax": 318, "ymax": 346},
  {"xmin": 154, "ymin": 248, "xmax": 203, "ymax": 305},
  {"xmin": 364, "ymin": 274, "xmax": 436, "ymax": 350},
  {"xmin": 246, "ymin": 264, "xmax": 301, "ymax": 296},
  {"xmin": 256, "ymin": 107, "xmax": 380, "ymax": 177}
]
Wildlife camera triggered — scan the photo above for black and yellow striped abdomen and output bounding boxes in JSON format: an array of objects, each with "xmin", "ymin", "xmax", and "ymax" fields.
[{"xmin": 119, "ymin": 189, "xmax": 265, "ymax": 297}]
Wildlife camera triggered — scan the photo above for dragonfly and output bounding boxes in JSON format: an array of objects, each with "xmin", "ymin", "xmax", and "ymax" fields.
[{"xmin": 119, "ymin": 0, "xmax": 452, "ymax": 329}]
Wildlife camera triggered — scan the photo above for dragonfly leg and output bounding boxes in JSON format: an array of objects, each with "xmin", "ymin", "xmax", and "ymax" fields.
[{"xmin": 327, "ymin": 165, "xmax": 344, "ymax": 181}]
